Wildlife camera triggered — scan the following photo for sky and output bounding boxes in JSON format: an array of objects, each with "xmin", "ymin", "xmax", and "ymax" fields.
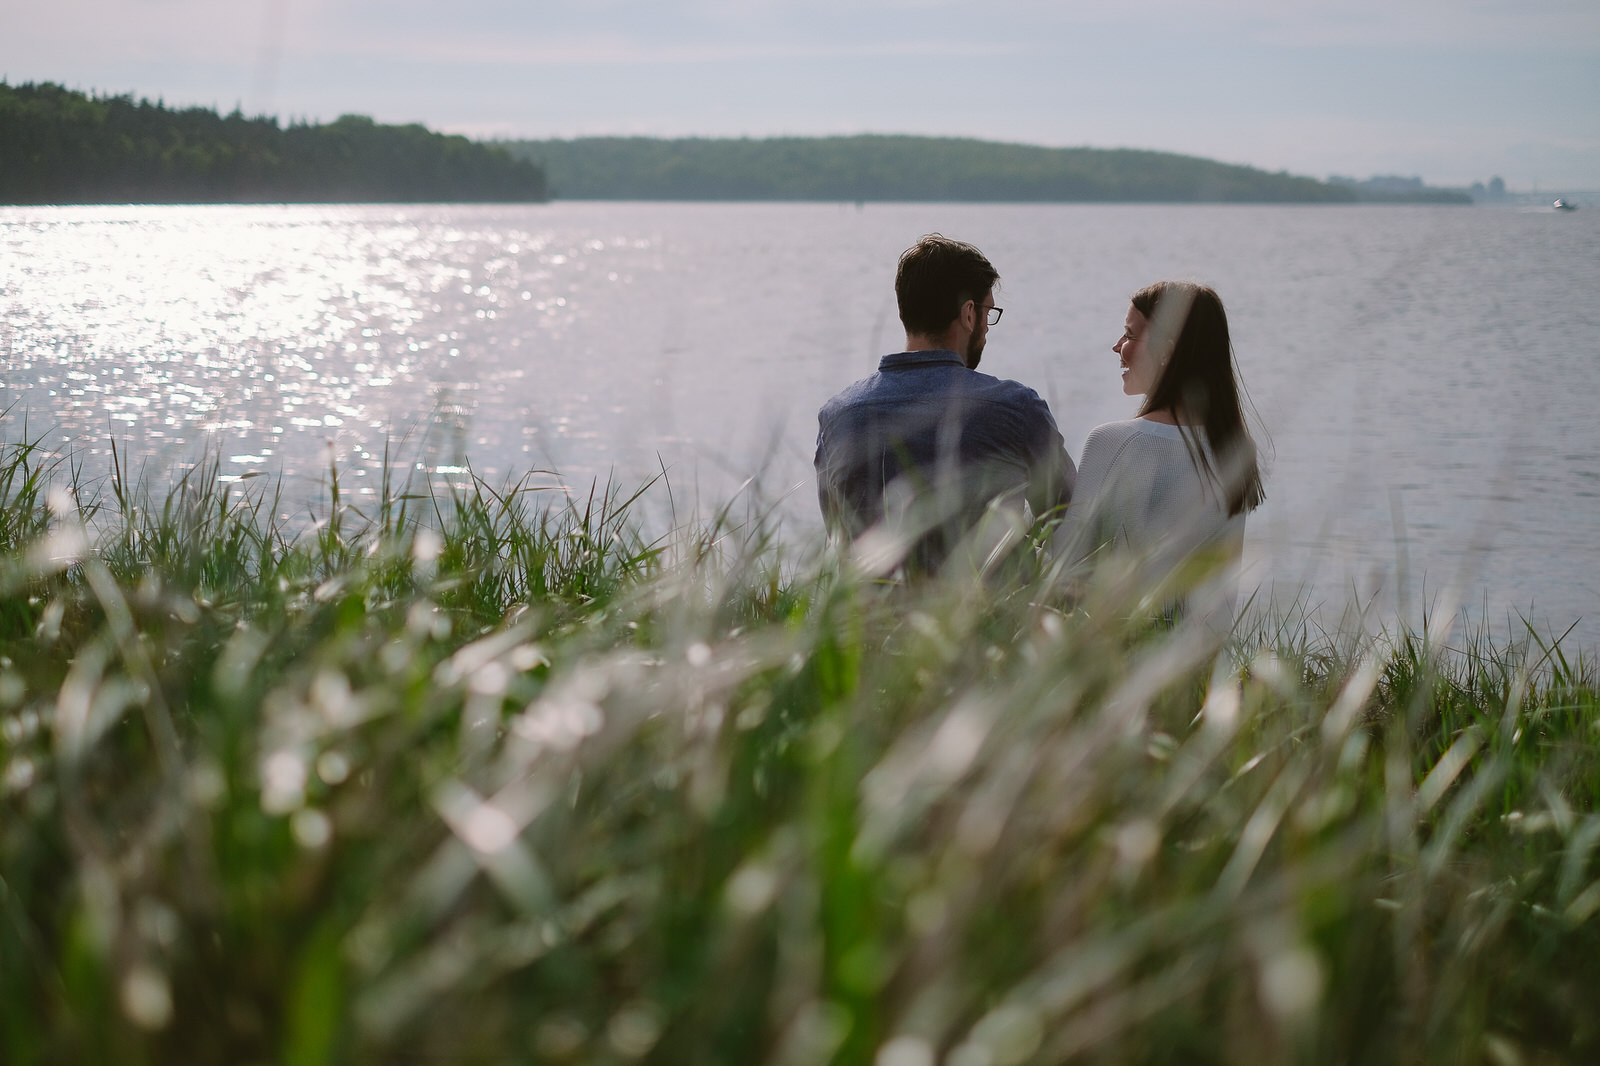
[{"xmin": 6, "ymin": 0, "xmax": 1599, "ymax": 190}]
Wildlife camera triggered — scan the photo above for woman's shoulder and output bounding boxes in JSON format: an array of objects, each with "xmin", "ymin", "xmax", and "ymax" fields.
[
  {"xmin": 1082, "ymin": 417, "xmax": 1174, "ymax": 451},
  {"xmin": 1084, "ymin": 418, "xmax": 1137, "ymax": 441},
  {"xmin": 1077, "ymin": 420, "xmax": 1148, "ymax": 487},
  {"xmin": 1080, "ymin": 419, "xmax": 1206, "ymax": 489},
  {"xmin": 1088, "ymin": 417, "xmax": 1195, "ymax": 447}
]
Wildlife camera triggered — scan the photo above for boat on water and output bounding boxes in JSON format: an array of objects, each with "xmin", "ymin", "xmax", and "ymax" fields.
[{"xmin": 1553, "ymin": 198, "xmax": 1578, "ymax": 211}]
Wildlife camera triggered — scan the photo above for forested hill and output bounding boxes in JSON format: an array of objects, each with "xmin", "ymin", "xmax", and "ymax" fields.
[
  {"xmin": 0, "ymin": 82, "xmax": 548, "ymax": 205},
  {"xmin": 503, "ymin": 135, "xmax": 1467, "ymax": 203}
]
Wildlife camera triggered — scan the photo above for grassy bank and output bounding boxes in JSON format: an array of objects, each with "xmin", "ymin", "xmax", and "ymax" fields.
[{"xmin": 1, "ymin": 437, "xmax": 1597, "ymax": 1065}]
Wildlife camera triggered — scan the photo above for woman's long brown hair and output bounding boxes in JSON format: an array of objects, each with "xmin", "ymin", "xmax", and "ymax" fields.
[{"xmin": 1133, "ymin": 281, "xmax": 1265, "ymax": 517}]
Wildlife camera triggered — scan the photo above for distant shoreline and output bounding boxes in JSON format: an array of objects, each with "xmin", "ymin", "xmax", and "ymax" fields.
[
  {"xmin": 0, "ymin": 80, "xmax": 1500, "ymax": 206},
  {"xmin": 0, "ymin": 81, "xmax": 548, "ymax": 206},
  {"xmin": 501, "ymin": 135, "xmax": 1474, "ymax": 206}
]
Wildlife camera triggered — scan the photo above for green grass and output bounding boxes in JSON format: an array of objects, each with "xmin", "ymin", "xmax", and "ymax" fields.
[{"xmin": 1, "ymin": 435, "xmax": 1597, "ymax": 1066}]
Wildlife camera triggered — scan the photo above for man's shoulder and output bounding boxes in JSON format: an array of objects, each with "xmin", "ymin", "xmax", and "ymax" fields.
[
  {"xmin": 817, "ymin": 359, "xmax": 1054, "ymax": 424},
  {"xmin": 971, "ymin": 371, "xmax": 1050, "ymax": 408},
  {"xmin": 817, "ymin": 373, "xmax": 887, "ymax": 418},
  {"xmin": 955, "ymin": 371, "xmax": 1061, "ymax": 434},
  {"xmin": 816, "ymin": 356, "xmax": 952, "ymax": 413}
]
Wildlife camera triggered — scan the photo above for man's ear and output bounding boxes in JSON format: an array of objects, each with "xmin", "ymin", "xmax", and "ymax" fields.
[{"xmin": 959, "ymin": 298, "xmax": 977, "ymax": 331}]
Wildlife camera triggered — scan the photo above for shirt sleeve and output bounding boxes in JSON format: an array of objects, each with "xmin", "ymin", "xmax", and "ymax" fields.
[
  {"xmin": 1021, "ymin": 389, "xmax": 1076, "ymax": 518},
  {"xmin": 813, "ymin": 418, "xmax": 844, "ymax": 532}
]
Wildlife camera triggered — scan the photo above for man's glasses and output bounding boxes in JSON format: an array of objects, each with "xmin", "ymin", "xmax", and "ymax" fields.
[{"xmin": 986, "ymin": 306, "xmax": 1004, "ymax": 326}]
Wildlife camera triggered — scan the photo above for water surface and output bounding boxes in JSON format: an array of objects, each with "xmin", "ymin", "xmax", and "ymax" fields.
[{"xmin": 3, "ymin": 202, "xmax": 1596, "ymax": 647}]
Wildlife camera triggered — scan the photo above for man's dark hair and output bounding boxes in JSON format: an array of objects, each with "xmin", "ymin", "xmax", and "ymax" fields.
[{"xmin": 895, "ymin": 234, "xmax": 999, "ymax": 336}]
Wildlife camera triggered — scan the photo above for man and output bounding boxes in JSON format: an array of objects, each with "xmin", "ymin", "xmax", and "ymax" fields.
[{"xmin": 814, "ymin": 234, "xmax": 1075, "ymax": 574}]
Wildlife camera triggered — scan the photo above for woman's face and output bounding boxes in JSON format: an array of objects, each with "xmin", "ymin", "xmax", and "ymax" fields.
[{"xmin": 1113, "ymin": 304, "xmax": 1160, "ymax": 396}]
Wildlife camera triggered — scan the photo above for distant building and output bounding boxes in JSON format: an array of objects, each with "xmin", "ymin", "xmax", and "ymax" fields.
[
  {"xmin": 1328, "ymin": 174, "xmax": 1426, "ymax": 195},
  {"xmin": 1328, "ymin": 173, "xmax": 1471, "ymax": 204},
  {"xmin": 1470, "ymin": 177, "xmax": 1509, "ymax": 204}
]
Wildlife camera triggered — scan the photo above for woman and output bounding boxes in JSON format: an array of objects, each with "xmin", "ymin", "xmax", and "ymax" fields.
[{"xmin": 1060, "ymin": 282, "xmax": 1264, "ymax": 601}]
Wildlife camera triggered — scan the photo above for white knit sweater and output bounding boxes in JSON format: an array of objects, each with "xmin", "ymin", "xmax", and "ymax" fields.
[{"xmin": 1059, "ymin": 418, "xmax": 1245, "ymax": 571}]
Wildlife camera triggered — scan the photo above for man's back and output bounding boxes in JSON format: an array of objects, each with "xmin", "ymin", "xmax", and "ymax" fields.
[{"xmin": 815, "ymin": 349, "xmax": 1072, "ymax": 571}]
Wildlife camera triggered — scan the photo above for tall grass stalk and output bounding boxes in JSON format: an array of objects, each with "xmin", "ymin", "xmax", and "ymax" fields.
[{"xmin": 0, "ymin": 441, "xmax": 1596, "ymax": 1065}]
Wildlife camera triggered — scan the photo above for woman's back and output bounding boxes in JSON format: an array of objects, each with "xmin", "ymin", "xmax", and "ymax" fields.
[{"xmin": 1062, "ymin": 418, "xmax": 1244, "ymax": 569}]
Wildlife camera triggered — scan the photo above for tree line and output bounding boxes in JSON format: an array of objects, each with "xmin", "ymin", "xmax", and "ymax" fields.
[
  {"xmin": 504, "ymin": 135, "xmax": 1470, "ymax": 204},
  {"xmin": 0, "ymin": 82, "xmax": 548, "ymax": 205}
]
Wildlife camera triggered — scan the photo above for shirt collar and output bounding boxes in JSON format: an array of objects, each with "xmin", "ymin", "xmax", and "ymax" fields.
[{"xmin": 878, "ymin": 350, "xmax": 966, "ymax": 371}]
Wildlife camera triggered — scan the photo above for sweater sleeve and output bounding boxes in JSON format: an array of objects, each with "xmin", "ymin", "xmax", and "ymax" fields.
[{"xmin": 1055, "ymin": 423, "xmax": 1125, "ymax": 564}]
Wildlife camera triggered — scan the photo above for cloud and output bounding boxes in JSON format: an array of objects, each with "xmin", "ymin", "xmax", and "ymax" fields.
[{"xmin": 10, "ymin": 0, "xmax": 1597, "ymax": 73}]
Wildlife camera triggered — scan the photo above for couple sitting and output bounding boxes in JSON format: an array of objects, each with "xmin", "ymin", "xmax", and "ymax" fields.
[{"xmin": 814, "ymin": 234, "xmax": 1264, "ymax": 603}]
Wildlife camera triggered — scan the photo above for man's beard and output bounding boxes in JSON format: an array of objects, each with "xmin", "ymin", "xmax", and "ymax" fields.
[{"xmin": 964, "ymin": 334, "xmax": 985, "ymax": 370}]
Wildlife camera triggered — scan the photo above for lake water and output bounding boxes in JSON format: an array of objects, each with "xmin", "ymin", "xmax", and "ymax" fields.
[{"xmin": 3, "ymin": 202, "xmax": 1597, "ymax": 650}]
